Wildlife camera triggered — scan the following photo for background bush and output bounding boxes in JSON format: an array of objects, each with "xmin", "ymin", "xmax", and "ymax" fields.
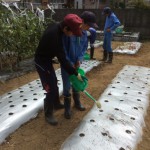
[{"xmin": 0, "ymin": 3, "xmax": 54, "ymax": 70}]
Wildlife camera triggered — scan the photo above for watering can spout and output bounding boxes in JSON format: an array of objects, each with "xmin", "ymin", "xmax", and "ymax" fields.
[{"xmin": 83, "ymin": 90, "xmax": 101, "ymax": 108}]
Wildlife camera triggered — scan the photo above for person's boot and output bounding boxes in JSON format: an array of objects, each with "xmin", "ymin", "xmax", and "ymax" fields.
[
  {"xmin": 64, "ymin": 96, "xmax": 72, "ymax": 119},
  {"xmin": 44, "ymin": 98, "xmax": 58, "ymax": 126},
  {"xmin": 105, "ymin": 52, "xmax": 113, "ymax": 63},
  {"xmin": 90, "ymin": 47, "xmax": 96, "ymax": 60},
  {"xmin": 53, "ymin": 86, "xmax": 64, "ymax": 110},
  {"xmin": 73, "ymin": 92, "xmax": 85, "ymax": 111},
  {"xmin": 54, "ymin": 97, "xmax": 64, "ymax": 110},
  {"xmin": 100, "ymin": 51, "xmax": 107, "ymax": 61}
]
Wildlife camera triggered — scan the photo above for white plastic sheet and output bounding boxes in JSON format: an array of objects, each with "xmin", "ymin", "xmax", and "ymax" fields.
[
  {"xmin": 113, "ymin": 42, "xmax": 142, "ymax": 54},
  {"xmin": 0, "ymin": 60, "xmax": 100, "ymax": 144},
  {"xmin": 87, "ymin": 40, "xmax": 103, "ymax": 49},
  {"xmin": 60, "ymin": 65, "xmax": 150, "ymax": 150}
]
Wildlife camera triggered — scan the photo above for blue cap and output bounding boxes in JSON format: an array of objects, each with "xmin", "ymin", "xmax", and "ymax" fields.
[
  {"xmin": 81, "ymin": 11, "xmax": 98, "ymax": 28},
  {"xmin": 102, "ymin": 7, "xmax": 112, "ymax": 15}
]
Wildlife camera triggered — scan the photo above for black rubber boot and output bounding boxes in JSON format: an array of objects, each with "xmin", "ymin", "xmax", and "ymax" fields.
[
  {"xmin": 100, "ymin": 51, "xmax": 108, "ymax": 61},
  {"xmin": 73, "ymin": 92, "xmax": 85, "ymax": 111},
  {"xmin": 44, "ymin": 98, "xmax": 58, "ymax": 126},
  {"xmin": 54, "ymin": 102, "xmax": 64, "ymax": 110},
  {"xmin": 64, "ymin": 96, "xmax": 72, "ymax": 119},
  {"xmin": 54, "ymin": 97, "xmax": 64, "ymax": 110},
  {"xmin": 105, "ymin": 52, "xmax": 113, "ymax": 63},
  {"xmin": 90, "ymin": 47, "xmax": 96, "ymax": 60},
  {"xmin": 53, "ymin": 86, "xmax": 64, "ymax": 110}
]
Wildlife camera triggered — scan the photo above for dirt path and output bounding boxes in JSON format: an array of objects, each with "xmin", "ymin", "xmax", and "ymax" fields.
[{"xmin": 0, "ymin": 41, "xmax": 150, "ymax": 150}]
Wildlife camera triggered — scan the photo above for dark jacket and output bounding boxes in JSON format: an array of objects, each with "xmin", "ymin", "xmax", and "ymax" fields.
[{"xmin": 35, "ymin": 22, "xmax": 77, "ymax": 75}]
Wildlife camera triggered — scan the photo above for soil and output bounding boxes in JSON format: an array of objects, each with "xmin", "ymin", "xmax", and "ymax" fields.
[{"xmin": 0, "ymin": 41, "xmax": 150, "ymax": 150}]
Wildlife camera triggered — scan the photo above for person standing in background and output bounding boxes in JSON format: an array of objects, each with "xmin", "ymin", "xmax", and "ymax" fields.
[{"xmin": 101, "ymin": 7, "xmax": 120, "ymax": 63}]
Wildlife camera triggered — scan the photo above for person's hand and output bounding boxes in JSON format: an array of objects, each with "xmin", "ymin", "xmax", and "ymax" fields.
[
  {"xmin": 74, "ymin": 61, "xmax": 80, "ymax": 69},
  {"xmin": 107, "ymin": 28, "xmax": 111, "ymax": 32},
  {"xmin": 77, "ymin": 73, "xmax": 83, "ymax": 81}
]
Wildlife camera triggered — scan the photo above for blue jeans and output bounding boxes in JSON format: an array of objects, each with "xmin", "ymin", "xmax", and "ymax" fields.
[
  {"xmin": 61, "ymin": 67, "xmax": 77, "ymax": 97},
  {"xmin": 103, "ymin": 32, "xmax": 113, "ymax": 52}
]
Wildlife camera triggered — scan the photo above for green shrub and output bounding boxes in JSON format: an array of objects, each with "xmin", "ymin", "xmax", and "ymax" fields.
[
  {"xmin": 0, "ymin": 3, "xmax": 54, "ymax": 70},
  {"xmin": 134, "ymin": 0, "xmax": 150, "ymax": 9}
]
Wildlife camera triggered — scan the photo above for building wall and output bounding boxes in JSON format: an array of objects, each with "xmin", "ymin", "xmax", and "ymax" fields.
[
  {"xmin": 66, "ymin": 0, "xmax": 101, "ymax": 9},
  {"xmin": 84, "ymin": 0, "xmax": 99, "ymax": 9},
  {"xmin": 74, "ymin": 0, "xmax": 83, "ymax": 9}
]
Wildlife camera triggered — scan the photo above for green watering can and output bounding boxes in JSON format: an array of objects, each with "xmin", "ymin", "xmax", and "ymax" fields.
[
  {"xmin": 69, "ymin": 68, "xmax": 88, "ymax": 92},
  {"xmin": 84, "ymin": 53, "xmax": 90, "ymax": 60},
  {"xmin": 69, "ymin": 68, "xmax": 101, "ymax": 108}
]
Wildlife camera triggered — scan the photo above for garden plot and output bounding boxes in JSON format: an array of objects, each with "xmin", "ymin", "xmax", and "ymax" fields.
[
  {"xmin": 0, "ymin": 60, "xmax": 100, "ymax": 144},
  {"xmin": 113, "ymin": 42, "xmax": 142, "ymax": 54},
  {"xmin": 60, "ymin": 65, "xmax": 150, "ymax": 150},
  {"xmin": 87, "ymin": 40, "xmax": 103, "ymax": 49},
  {"xmin": 96, "ymin": 31, "xmax": 140, "ymax": 42}
]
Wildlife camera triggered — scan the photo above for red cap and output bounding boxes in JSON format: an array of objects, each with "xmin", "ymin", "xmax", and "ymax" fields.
[{"xmin": 64, "ymin": 14, "xmax": 83, "ymax": 36}]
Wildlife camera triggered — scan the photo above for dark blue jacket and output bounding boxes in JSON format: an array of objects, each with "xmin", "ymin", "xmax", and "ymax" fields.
[{"xmin": 35, "ymin": 22, "xmax": 77, "ymax": 75}]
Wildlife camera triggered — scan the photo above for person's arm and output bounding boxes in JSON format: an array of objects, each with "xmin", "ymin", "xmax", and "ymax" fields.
[
  {"xmin": 62, "ymin": 35, "xmax": 74, "ymax": 66},
  {"xmin": 57, "ymin": 36, "xmax": 78, "ymax": 75},
  {"xmin": 110, "ymin": 15, "xmax": 121, "ymax": 31},
  {"xmin": 77, "ymin": 32, "xmax": 88, "ymax": 62}
]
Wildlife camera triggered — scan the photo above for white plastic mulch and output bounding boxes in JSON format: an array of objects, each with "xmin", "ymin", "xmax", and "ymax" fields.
[
  {"xmin": 0, "ymin": 60, "xmax": 100, "ymax": 144},
  {"xmin": 113, "ymin": 42, "xmax": 142, "ymax": 54},
  {"xmin": 87, "ymin": 40, "xmax": 103, "ymax": 50},
  {"xmin": 60, "ymin": 65, "xmax": 150, "ymax": 150}
]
